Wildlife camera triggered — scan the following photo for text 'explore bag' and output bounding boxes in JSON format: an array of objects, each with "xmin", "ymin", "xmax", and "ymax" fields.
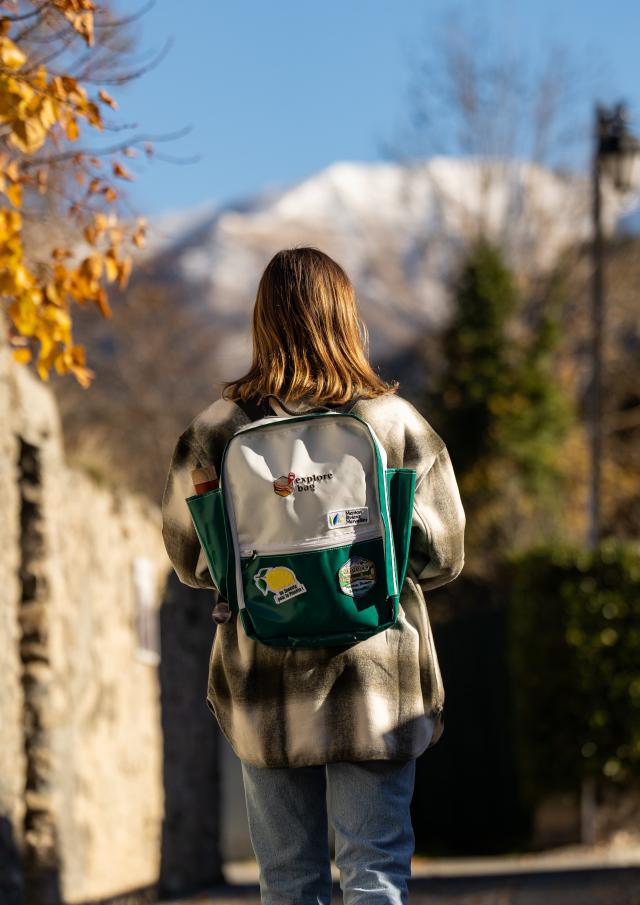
[{"xmin": 185, "ymin": 408, "xmax": 416, "ymax": 648}]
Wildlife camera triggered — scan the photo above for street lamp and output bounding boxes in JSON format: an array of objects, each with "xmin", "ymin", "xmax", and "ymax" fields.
[{"xmin": 588, "ymin": 102, "xmax": 640, "ymax": 550}]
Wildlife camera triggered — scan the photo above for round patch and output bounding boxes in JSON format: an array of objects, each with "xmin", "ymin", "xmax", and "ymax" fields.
[{"xmin": 338, "ymin": 556, "xmax": 377, "ymax": 598}]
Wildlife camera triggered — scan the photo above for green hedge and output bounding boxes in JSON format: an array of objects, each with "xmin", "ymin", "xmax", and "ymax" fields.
[{"xmin": 506, "ymin": 539, "xmax": 640, "ymax": 808}]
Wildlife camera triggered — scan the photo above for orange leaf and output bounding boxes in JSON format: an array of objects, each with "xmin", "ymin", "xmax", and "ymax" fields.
[
  {"xmin": 51, "ymin": 247, "xmax": 73, "ymax": 260},
  {"xmin": 117, "ymin": 256, "xmax": 132, "ymax": 289},
  {"xmin": 104, "ymin": 252, "xmax": 118, "ymax": 283},
  {"xmin": 112, "ymin": 161, "xmax": 133, "ymax": 181},
  {"xmin": 12, "ymin": 347, "xmax": 32, "ymax": 364},
  {"xmin": 6, "ymin": 181, "xmax": 22, "ymax": 208},
  {"xmin": 85, "ymin": 100, "xmax": 102, "ymax": 128},
  {"xmin": 80, "ymin": 253, "xmax": 102, "ymax": 280},
  {"xmin": 94, "ymin": 286, "xmax": 112, "ymax": 318},
  {"xmin": 66, "ymin": 116, "xmax": 79, "ymax": 141},
  {"xmin": 98, "ymin": 89, "xmax": 118, "ymax": 110},
  {"xmin": 83, "ymin": 224, "xmax": 98, "ymax": 245}
]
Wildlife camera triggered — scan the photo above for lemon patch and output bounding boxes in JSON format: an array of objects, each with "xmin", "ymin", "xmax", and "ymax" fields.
[{"xmin": 254, "ymin": 566, "xmax": 307, "ymax": 605}]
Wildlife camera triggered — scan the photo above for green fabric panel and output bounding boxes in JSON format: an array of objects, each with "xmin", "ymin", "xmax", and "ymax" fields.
[
  {"xmin": 386, "ymin": 468, "xmax": 417, "ymax": 590},
  {"xmin": 186, "ymin": 488, "xmax": 232, "ymax": 603},
  {"xmin": 240, "ymin": 538, "xmax": 394, "ymax": 646},
  {"xmin": 240, "ymin": 608, "xmax": 399, "ymax": 649}
]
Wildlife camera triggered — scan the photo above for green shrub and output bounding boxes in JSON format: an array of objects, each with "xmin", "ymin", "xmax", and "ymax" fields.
[{"xmin": 506, "ymin": 539, "xmax": 640, "ymax": 807}]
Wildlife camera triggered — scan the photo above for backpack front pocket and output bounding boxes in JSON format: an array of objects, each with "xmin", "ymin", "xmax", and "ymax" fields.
[{"xmin": 238, "ymin": 536, "xmax": 396, "ymax": 648}]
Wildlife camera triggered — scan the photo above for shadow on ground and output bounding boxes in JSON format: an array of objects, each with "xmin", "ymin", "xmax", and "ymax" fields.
[{"xmin": 164, "ymin": 864, "xmax": 640, "ymax": 905}]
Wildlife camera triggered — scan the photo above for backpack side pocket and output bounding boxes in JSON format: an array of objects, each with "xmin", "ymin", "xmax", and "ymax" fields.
[
  {"xmin": 386, "ymin": 468, "xmax": 417, "ymax": 591},
  {"xmin": 186, "ymin": 488, "xmax": 231, "ymax": 603}
]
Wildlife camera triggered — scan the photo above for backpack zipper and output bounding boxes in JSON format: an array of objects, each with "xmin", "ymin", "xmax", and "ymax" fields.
[{"xmin": 238, "ymin": 524, "xmax": 382, "ymax": 558}]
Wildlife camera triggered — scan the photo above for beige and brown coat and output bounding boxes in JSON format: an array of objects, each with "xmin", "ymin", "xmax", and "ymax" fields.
[{"xmin": 161, "ymin": 393, "xmax": 466, "ymax": 768}]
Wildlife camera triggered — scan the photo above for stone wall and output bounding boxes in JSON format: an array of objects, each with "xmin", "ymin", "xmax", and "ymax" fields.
[
  {"xmin": 0, "ymin": 341, "xmax": 27, "ymax": 903},
  {"xmin": 0, "ymin": 336, "xmax": 222, "ymax": 903}
]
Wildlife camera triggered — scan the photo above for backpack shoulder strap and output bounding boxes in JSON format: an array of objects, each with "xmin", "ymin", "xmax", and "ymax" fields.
[
  {"xmin": 235, "ymin": 393, "xmax": 364, "ymax": 421},
  {"xmin": 234, "ymin": 395, "xmax": 274, "ymax": 422}
]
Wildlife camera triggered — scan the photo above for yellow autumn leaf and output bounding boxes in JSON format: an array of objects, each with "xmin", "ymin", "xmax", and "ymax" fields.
[
  {"xmin": 65, "ymin": 115, "xmax": 79, "ymax": 141},
  {"xmin": 6, "ymin": 181, "xmax": 22, "ymax": 207},
  {"xmin": 104, "ymin": 252, "xmax": 118, "ymax": 283},
  {"xmin": 80, "ymin": 253, "xmax": 102, "ymax": 280},
  {"xmin": 12, "ymin": 347, "xmax": 32, "ymax": 364},
  {"xmin": 38, "ymin": 96, "xmax": 58, "ymax": 132},
  {"xmin": 13, "ymin": 263, "xmax": 33, "ymax": 290},
  {"xmin": 83, "ymin": 224, "xmax": 98, "ymax": 245},
  {"xmin": 61, "ymin": 9, "xmax": 95, "ymax": 47},
  {"xmin": 9, "ymin": 117, "xmax": 48, "ymax": 153},
  {"xmin": 0, "ymin": 36, "xmax": 27, "ymax": 70},
  {"xmin": 51, "ymin": 76, "xmax": 67, "ymax": 101},
  {"xmin": 94, "ymin": 286, "xmax": 112, "ymax": 318},
  {"xmin": 117, "ymin": 256, "xmax": 132, "ymax": 289},
  {"xmin": 32, "ymin": 66, "xmax": 48, "ymax": 91},
  {"xmin": 44, "ymin": 283, "xmax": 62, "ymax": 305}
]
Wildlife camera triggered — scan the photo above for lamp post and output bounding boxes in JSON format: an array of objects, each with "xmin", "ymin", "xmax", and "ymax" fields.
[
  {"xmin": 588, "ymin": 103, "xmax": 640, "ymax": 551},
  {"xmin": 582, "ymin": 105, "xmax": 640, "ymax": 847}
]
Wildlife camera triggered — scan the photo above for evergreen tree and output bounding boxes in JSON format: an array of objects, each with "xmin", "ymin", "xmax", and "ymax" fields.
[{"xmin": 426, "ymin": 239, "xmax": 574, "ymax": 575}]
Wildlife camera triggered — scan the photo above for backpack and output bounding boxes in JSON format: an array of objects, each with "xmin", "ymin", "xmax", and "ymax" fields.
[{"xmin": 185, "ymin": 396, "xmax": 416, "ymax": 648}]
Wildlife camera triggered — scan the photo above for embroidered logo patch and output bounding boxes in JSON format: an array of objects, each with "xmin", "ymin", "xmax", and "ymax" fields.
[
  {"xmin": 273, "ymin": 472, "xmax": 296, "ymax": 496},
  {"xmin": 337, "ymin": 556, "xmax": 377, "ymax": 598},
  {"xmin": 328, "ymin": 507, "xmax": 370, "ymax": 529},
  {"xmin": 273, "ymin": 470, "xmax": 334, "ymax": 496},
  {"xmin": 254, "ymin": 566, "xmax": 306, "ymax": 604}
]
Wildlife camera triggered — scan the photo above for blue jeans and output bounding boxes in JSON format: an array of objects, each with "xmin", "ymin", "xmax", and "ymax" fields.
[{"xmin": 240, "ymin": 758, "xmax": 416, "ymax": 905}]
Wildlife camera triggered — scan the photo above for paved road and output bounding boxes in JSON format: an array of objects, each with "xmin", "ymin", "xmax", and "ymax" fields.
[{"xmin": 169, "ymin": 864, "xmax": 640, "ymax": 905}]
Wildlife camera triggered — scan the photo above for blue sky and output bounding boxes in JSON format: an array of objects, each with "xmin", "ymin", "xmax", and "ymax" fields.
[{"xmin": 109, "ymin": 0, "xmax": 640, "ymax": 217}]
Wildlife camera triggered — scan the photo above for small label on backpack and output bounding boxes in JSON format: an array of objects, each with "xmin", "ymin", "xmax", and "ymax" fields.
[
  {"xmin": 337, "ymin": 556, "xmax": 377, "ymax": 597},
  {"xmin": 327, "ymin": 507, "xmax": 370, "ymax": 529},
  {"xmin": 253, "ymin": 566, "xmax": 306, "ymax": 605}
]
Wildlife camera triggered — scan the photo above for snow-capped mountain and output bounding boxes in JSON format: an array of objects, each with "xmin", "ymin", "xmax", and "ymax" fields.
[{"xmin": 136, "ymin": 156, "xmax": 621, "ymax": 382}]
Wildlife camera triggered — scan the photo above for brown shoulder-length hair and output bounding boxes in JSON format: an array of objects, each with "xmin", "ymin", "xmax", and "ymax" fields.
[{"xmin": 222, "ymin": 247, "xmax": 398, "ymax": 405}]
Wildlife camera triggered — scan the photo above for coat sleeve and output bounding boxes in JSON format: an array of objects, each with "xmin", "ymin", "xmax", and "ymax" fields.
[
  {"xmin": 407, "ymin": 443, "xmax": 466, "ymax": 592},
  {"xmin": 161, "ymin": 431, "xmax": 216, "ymax": 591}
]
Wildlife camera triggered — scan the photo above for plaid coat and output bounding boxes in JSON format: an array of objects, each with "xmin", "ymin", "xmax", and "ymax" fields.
[{"xmin": 161, "ymin": 393, "xmax": 466, "ymax": 768}]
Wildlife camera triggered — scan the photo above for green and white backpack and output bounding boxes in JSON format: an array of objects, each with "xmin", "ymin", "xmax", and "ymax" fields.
[{"xmin": 185, "ymin": 397, "xmax": 416, "ymax": 648}]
